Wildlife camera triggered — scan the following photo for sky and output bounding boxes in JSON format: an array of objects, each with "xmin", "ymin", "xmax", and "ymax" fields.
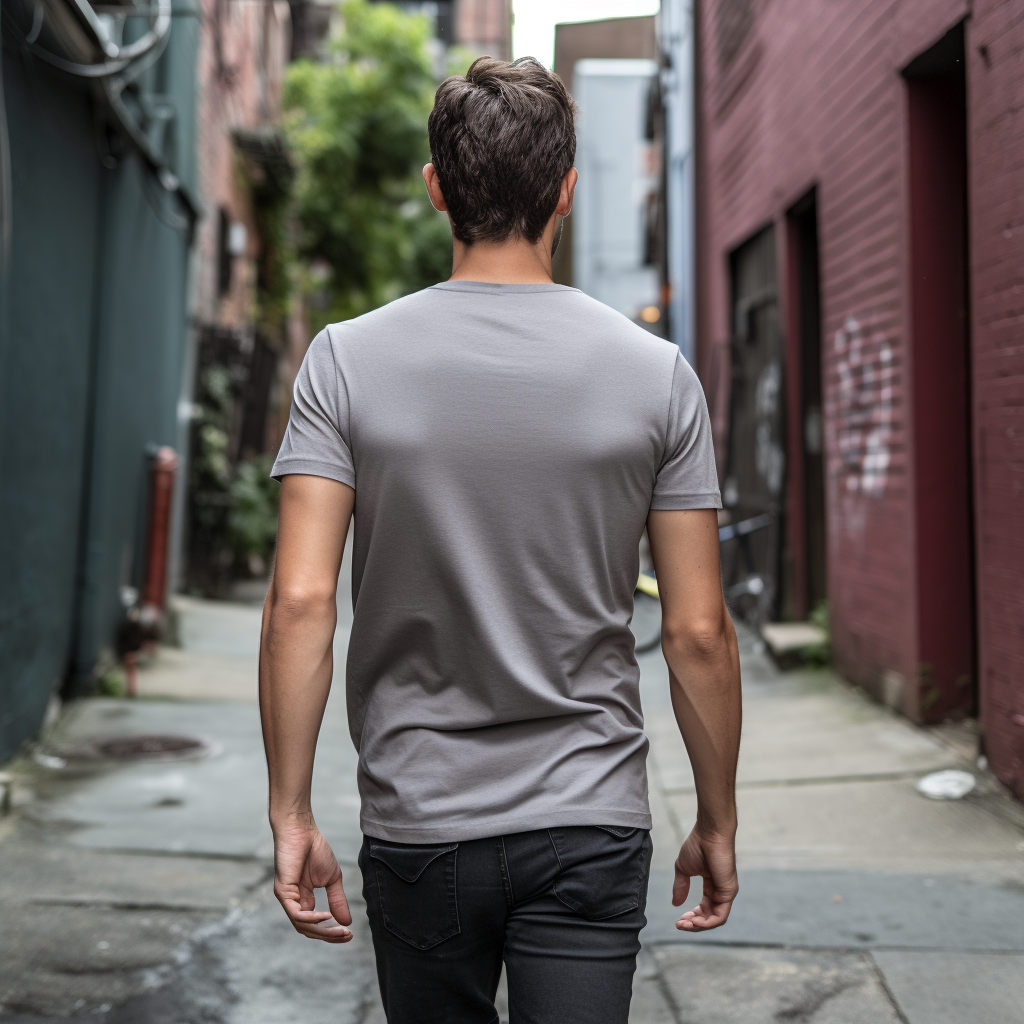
[{"xmin": 511, "ymin": 0, "xmax": 661, "ymax": 68}]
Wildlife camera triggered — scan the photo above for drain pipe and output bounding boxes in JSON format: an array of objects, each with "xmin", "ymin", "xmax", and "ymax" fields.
[
  {"xmin": 123, "ymin": 446, "xmax": 178, "ymax": 697},
  {"xmin": 143, "ymin": 446, "xmax": 179, "ymax": 616}
]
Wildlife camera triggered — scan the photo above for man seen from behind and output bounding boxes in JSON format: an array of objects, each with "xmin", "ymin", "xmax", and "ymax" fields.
[{"xmin": 260, "ymin": 56, "xmax": 742, "ymax": 1024}]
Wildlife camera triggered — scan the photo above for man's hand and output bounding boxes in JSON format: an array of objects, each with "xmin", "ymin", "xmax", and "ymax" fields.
[
  {"xmin": 672, "ymin": 826, "xmax": 739, "ymax": 931},
  {"xmin": 273, "ymin": 819, "xmax": 354, "ymax": 942}
]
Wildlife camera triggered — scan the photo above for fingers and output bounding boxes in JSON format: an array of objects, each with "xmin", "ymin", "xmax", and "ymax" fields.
[
  {"xmin": 325, "ymin": 874, "xmax": 353, "ymax": 928},
  {"xmin": 673, "ymin": 834, "xmax": 705, "ymax": 908},
  {"xmin": 272, "ymin": 827, "xmax": 354, "ymax": 942},
  {"xmin": 292, "ymin": 918, "xmax": 353, "ymax": 943},
  {"xmin": 672, "ymin": 862, "xmax": 691, "ymax": 907},
  {"xmin": 293, "ymin": 920, "xmax": 353, "ymax": 943},
  {"xmin": 274, "ymin": 880, "xmax": 316, "ymax": 914},
  {"xmin": 277, "ymin": 893, "xmax": 353, "ymax": 943},
  {"xmin": 675, "ymin": 887, "xmax": 737, "ymax": 931},
  {"xmin": 676, "ymin": 903, "xmax": 732, "ymax": 930},
  {"xmin": 673, "ymin": 826, "xmax": 738, "ymax": 930}
]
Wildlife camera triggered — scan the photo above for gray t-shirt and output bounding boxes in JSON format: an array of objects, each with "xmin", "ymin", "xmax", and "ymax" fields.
[{"xmin": 272, "ymin": 281, "xmax": 720, "ymax": 843}]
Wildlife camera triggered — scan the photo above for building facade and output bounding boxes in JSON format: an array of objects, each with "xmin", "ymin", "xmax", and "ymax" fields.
[
  {"xmin": 551, "ymin": 17, "xmax": 658, "ymax": 298},
  {"xmin": 454, "ymin": 0, "xmax": 511, "ymax": 60},
  {"xmin": 658, "ymin": 0, "xmax": 697, "ymax": 362},
  {"xmin": 572, "ymin": 59, "xmax": 661, "ymax": 324},
  {"xmin": 694, "ymin": 0, "xmax": 1024, "ymax": 799},
  {"xmin": 180, "ymin": 0, "xmax": 295, "ymax": 596},
  {"xmin": 360, "ymin": 1, "xmax": 511, "ymax": 60},
  {"xmin": 0, "ymin": 0, "xmax": 200, "ymax": 761}
]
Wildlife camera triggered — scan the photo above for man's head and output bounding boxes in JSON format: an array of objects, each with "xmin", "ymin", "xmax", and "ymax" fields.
[{"xmin": 427, "ymin": 57, "xmax": 577, "ymax": 246}]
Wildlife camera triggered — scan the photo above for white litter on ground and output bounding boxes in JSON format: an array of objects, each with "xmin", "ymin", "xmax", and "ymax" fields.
[
  {"xmin": 32, "ymin": 749, "xmax": 67, "ymax": 770},
  {"xmin": 916, "ymin": 769, "xmax": 976, "ymax": 800}
]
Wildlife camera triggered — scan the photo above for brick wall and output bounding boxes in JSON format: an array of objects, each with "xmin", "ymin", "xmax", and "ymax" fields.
[
  {"xmin": 454, "ymin": 0, "xmax": 511, "ymax": 60},
  {"xmin": 967, "ymin": 0, "xmax": 1024, "ymax": 800},
  {"xmin": 695, "ymin": 0, "xmax": 1024, "ymax": 798},
  {"xmin": 193, "ymin": 0, "xmax": 299, "ymax": 460},
  {"xmin": 195, "ymin": 0, "xmax": 291, "ymax": 330}
]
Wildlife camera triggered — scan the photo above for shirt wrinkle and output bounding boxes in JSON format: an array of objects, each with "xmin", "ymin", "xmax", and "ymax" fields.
[{"xmin": 271, "ymin": 285, "xmax": 720, "ymax": 843}]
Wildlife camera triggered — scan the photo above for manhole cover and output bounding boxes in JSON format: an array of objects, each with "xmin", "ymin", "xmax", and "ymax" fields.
[{"xmin": 92, "ymin": 734, "xmax": 211, "ymax": 762}]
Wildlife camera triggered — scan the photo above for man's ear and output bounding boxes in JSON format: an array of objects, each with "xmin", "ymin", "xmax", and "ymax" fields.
[
  {"xmin": 423, "ymin": 163, "xmax": 449, "ymax": 212},
  {"xmin": 557, "ymin": 167, "xmax": 578, "ymax": 217}
]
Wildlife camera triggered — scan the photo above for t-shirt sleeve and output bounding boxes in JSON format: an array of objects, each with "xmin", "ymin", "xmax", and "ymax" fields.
[
  {"xmin": 651, "ymin": 351, "xmax": 722, "ymax": 510},
  {"xmin": 270, "ymin": 329, "xmax": 355, "ymax": 487}
]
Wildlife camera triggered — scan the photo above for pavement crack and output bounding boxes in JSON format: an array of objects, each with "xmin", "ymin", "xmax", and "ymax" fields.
[
  {"xmin": 653, "ymin": 971, "xmax": 685, "ymax": 1024},
  {"xmin": 74, "ymin": 846, "xmax": 271, "ymax": 864},
  {"xmin": 665, "ymin": 768, "xmax": 960, "ymax": 794},
  {"xmin": 352, "ymin": 970, "xmax": 381, "ymax": 1024},
  {"xmin": 866, "ymin": 951, "xmax": 911, "ymax": 1024},
  {"xmin": 240, "ymin": 862, "xmax": 275, "ymax": 894},
  {"xmin": 772, "ymin": 973, "xmax": 859, "ymax": 1021},
  {"xmin": 27, "ymin": 896, "xmax": 229, "ymax": 913},
  {"xmin": 650, "ymin": 939, "xmax": 1024, "ymax": 954}
]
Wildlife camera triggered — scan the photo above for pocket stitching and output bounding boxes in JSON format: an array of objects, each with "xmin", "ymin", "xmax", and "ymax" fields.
[
  {"xmin": 372, "ymin": 847, "xmax": 461, "ymax": 950},
  {"xmin": 550, "ymin": 827, "xmax": 647, "ymax": 921},
  {"xmin": 552, "ymin": 883, "xmax": 640, "ymax": 920},
  {"xmin": 594, "ymin": 825, "xmax": 639, "ymax": 839},
  {"xmin": 367, "ymin": 842, "xmax": 458, "ymax": 883}
]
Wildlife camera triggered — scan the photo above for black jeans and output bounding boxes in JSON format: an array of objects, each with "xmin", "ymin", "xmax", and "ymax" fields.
[{"xmin": 359, "ymin": 826, "xmax": 653, "ymax": 1024}]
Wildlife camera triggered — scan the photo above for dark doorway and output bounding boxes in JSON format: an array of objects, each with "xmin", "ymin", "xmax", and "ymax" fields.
[
  {"xmin": 723, "ymin": 225, "xmax": 786, "ymax": 627},
  {"xmin": 786, "ymin": 190, "xmax": 827, "ymax": 618},
  {"xmin": 903, "ymin": 22, "xmax": 976, "ymax": 721}
]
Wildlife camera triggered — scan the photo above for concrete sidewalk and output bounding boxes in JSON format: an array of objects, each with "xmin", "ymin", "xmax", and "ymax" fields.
[
  {"xmin": 638, "ymin": 630, "xmax": 1024, "ymax": 1023},
  {"xmin": 1, "ymin": 580, "xmax": 1023, "ymax": 1023}
]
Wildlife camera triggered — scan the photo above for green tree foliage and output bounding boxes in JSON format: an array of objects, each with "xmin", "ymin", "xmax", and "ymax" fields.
[
  {"xmin": 285, "ymin": 0, "xmax": 460, "ymax": 329},
  {"xmin": 187, "ymin": 2, "xmax": 462, "ymax": 596}
]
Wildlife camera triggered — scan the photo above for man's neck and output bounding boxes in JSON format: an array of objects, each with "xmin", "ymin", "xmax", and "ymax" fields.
[{"xmin": 449, "ymin": 232, "xmax": 558, "ymax": 285}]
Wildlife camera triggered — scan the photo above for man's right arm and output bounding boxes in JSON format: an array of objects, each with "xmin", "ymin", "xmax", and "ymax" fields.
[
  {"xmin": 260, "ymin": 474, "xmax": 355, "ymax": 942},
  {"xmin": 647, "ymin": 507, "xmax": 741, "ymax": 931}
]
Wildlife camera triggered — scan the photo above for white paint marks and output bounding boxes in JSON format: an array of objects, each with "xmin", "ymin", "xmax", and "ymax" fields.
[
  {"xmin": 830, "ymin": 314, "xmax": 894, "ymax": 501},
  {"xmin": 755, "ymin": 360, "xmax": 785, "ymax": 495}
]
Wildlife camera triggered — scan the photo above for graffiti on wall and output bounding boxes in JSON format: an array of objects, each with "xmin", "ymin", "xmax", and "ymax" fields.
[
  {"xmin": 755, "ymin": 359, "xmax": 784, "ymax": 496},
  {"xmin": 828, "ymin": 314, "xmax": 895, "ymax": 534}
]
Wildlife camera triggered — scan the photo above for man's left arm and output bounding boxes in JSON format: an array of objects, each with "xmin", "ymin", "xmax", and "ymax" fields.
[{"xmin": 260, "ymin": 473, "xmax": 355, "ymax": 942}]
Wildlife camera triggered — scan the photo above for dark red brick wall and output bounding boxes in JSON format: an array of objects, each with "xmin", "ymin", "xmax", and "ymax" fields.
[
  {"xmin": 968, "ymin": 1, "xmax": 1024, "ymax": 800},
  {"xmin": 695, "ymin": 0, "xmax": 1024, "ymax": 798}
]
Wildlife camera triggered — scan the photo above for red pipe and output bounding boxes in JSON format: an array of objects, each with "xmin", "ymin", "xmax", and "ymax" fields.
[{"xmin": 142, "ymin": 446, "xmax": 178, "ymax": 612}]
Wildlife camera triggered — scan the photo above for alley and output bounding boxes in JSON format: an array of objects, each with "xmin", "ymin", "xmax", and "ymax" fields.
[
  {"xmin": 3, "ymin": 3, "xmax": 1023, "ymax": 1022},
  {"xmin": 1, "ymin": 567, "xmax": 1023, "ymax": 1023}
]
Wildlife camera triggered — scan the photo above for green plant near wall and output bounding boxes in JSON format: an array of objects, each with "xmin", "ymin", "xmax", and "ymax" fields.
[
  {"xmin": 801, "ymin": 600, "xmax": 832, "ymax": 667},
  {"xmin": 188, "ymin": 364, "xmax": 281, "ymax": 596},
  {"xmin": 188, "ymin": 365, "xmax": 238, "ymax": 595},
  {"xmin": 233, "ymin": 129, "xmax": 297, "ymax": 342},
  {"xmin": 918, "ymin": 663, "xmax": 940, "ymax": 713},
  {"xmin": 192, "ymin": 364, "xmax": 237, "ymax": 506},
  {"xmin": 229, "ymin": 455, "xmax": 281, "ymax": 561},
  {"xmin": 284, "ymin": 0, "xmax": 471, "ymax": 331}
]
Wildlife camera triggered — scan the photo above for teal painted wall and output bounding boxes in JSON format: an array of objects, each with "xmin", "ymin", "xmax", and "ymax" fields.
[{"xmin": 0, "ymin": 4, "xmax": 199, "ymax": 762}]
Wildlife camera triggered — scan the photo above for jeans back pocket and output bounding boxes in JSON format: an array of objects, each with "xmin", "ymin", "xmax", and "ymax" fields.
[
  {"xmin": 367, "ymin": 841, "xmax": 460, "ymax": 949},
  {"xmin": 548, "ymin": 826, "xmax": 652, "ymax": 921}
]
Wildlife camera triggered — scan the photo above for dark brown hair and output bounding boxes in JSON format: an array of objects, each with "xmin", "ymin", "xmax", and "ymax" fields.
[{"xmin": 427, "ymin": 57, "xmax": 577, "ymax": 245}]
